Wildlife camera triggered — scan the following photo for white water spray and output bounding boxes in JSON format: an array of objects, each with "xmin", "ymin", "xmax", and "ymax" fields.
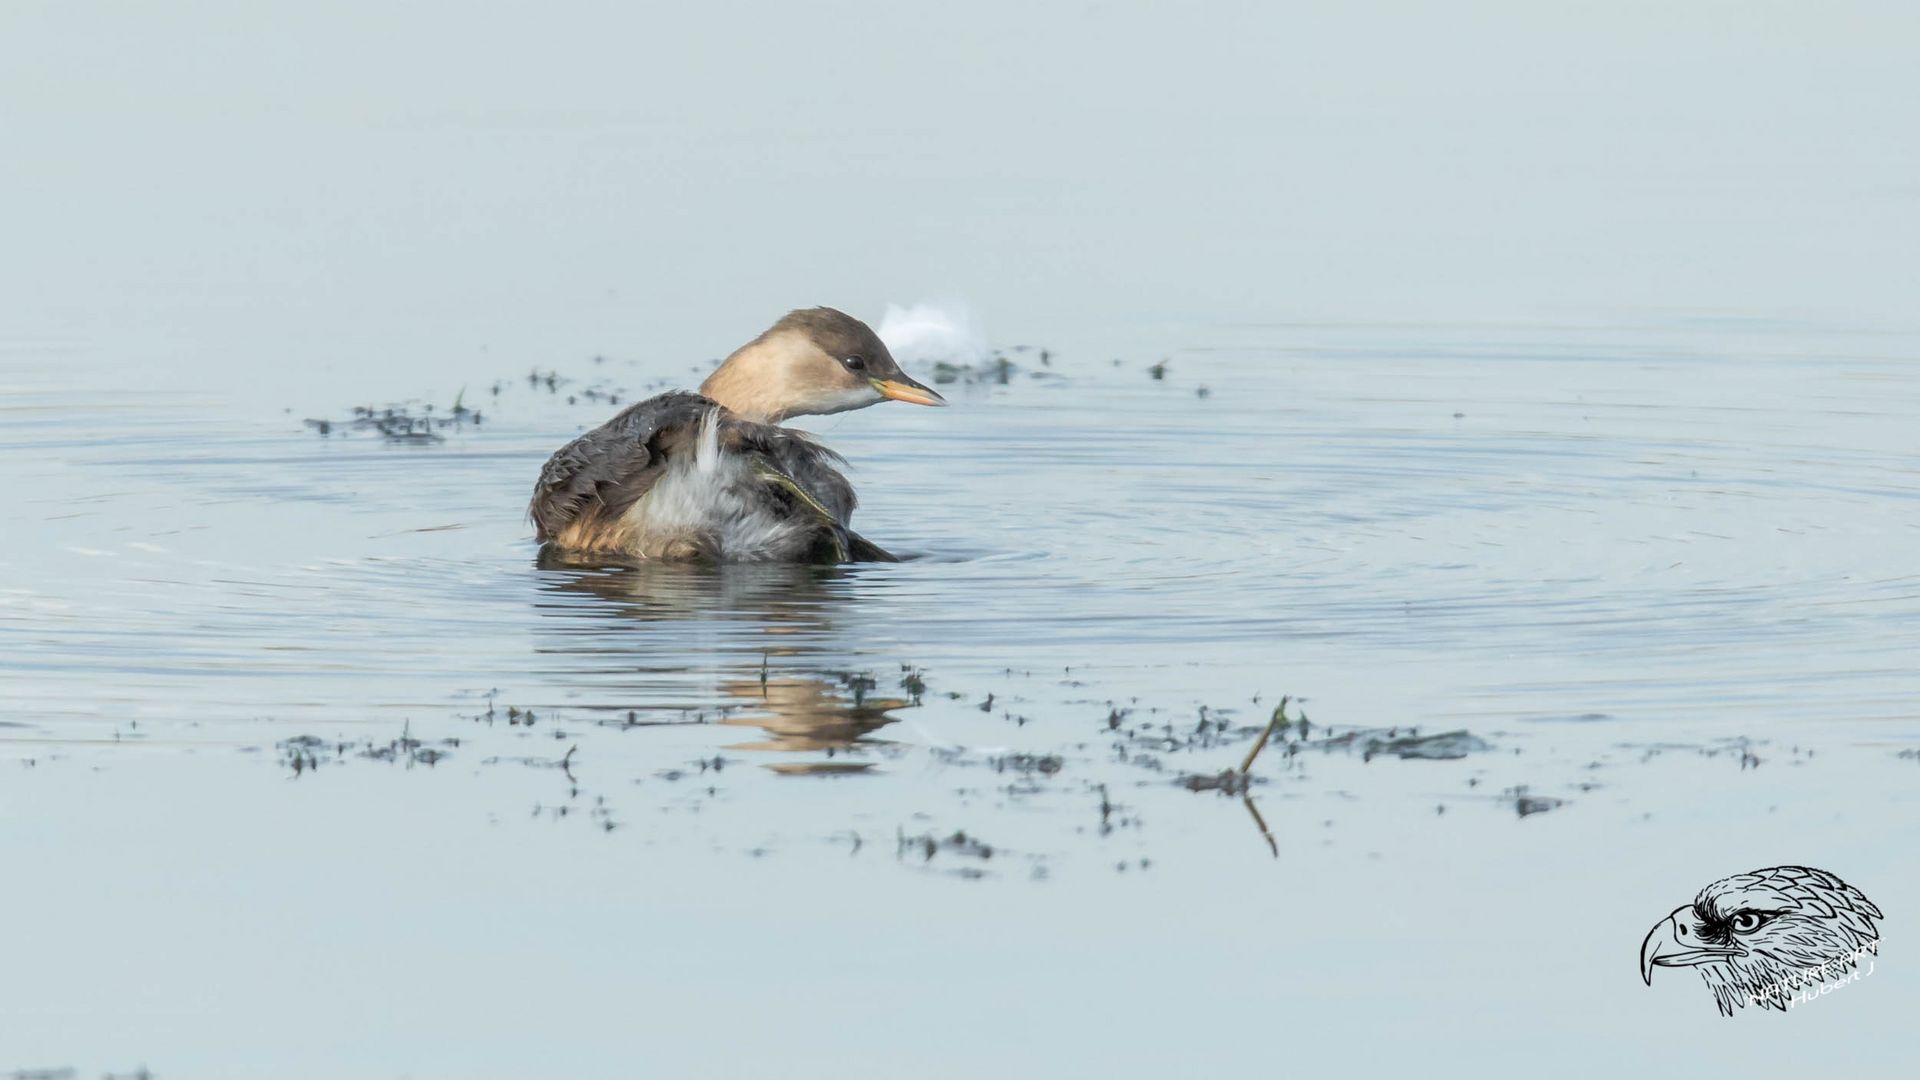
[{"xmin": 876, "ymin": 300, "xmax": 989, "ymax": 367}]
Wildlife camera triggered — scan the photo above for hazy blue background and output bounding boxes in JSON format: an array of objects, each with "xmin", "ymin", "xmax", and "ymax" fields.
[{"xmin": 6, "ymin": 0, "xmax": 1917, "ymax": 388}]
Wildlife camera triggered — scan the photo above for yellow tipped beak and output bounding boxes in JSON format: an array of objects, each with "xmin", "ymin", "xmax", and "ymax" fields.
[{"xmin": 871, "ymin": 376, "xmax": 947, "ymax": 407}]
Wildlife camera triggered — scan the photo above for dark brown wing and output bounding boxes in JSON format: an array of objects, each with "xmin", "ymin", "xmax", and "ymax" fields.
[
  {"xmin": 528, "ymin": 391, "xmax": 713, "ymax": 542},
  {"xmin": 531, "ymin": 395, "xmax": 896, "ymax": 562},
  {"xmin": 756, "ymin": 429, "xmax": 855, "ymax": 522},
  {"xmin": 751, "ymin": 429, "xmax": 898, "ymax": 562}
]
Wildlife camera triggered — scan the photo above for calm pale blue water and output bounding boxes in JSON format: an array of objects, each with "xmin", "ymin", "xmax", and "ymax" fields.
[{"xmin": 4, "ymin": 3, "xmax": 1918, "ymax": 1077}]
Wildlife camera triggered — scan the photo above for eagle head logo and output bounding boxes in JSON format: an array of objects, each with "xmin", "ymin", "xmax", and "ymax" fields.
[{"xmin": 1641, "ymin": 865, "xmax": 1883, "ymax": 1015}]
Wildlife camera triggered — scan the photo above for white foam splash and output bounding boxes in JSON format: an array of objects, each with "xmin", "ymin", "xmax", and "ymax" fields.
[{"xmin": 876, "ymin": 300, "xmax": 989, "ymax": 367}]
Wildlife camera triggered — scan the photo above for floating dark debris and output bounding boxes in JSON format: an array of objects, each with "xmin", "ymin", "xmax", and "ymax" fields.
[
  {"xmin": 898, "ymin": 828, "xmax": 995, "ymax": 863},
  {"xmin": 1176, "ymin": 697, "xmax": 1290, "ymax": 794},
  {"xmin": 1180, "ymin": 769, "xmax": 1254, "ymax": 795},
  {"xmin": 1366, "ymin": 729, "xmax": 1492, "ymax": 761},
  {"xmin": 303, "ymin": 400, "xmax": 483, "ymax": 443},
  {"xmin": 929, "ymin": 354, "xmax": 1019, "ymax": 385},
  {"xmin": 898, "ymin": 664, "xmax": 928, "ymax": 701},
  {"xmin": 990, "ymin": 752, "xmax": 1063, "ymax": 776},
  {"xmin": 1312, "ymin": 727, "xmax": 1493, "ymax": 761},
  {"xmin": 838, "ymin": 671, "xmax": 879, "ymax": 708},
  {"xmin": 1506, "ymin": 785, "xmax": 1567, "ymax": 818},
  {"xmin": 276, "ymin": 727, "xmax": 457, "ymax": 775}
]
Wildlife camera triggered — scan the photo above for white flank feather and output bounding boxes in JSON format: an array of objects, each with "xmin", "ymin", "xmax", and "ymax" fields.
[{"xmin": 623, "ymin": 416, "xmax": 818, "ymax": 561}]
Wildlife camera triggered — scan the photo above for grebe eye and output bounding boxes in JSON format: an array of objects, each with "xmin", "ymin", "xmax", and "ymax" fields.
[
  {"xmin": 1729, "ymin": 911, "xmax": 1766, "ymax": 933},
  {"xmin": 842, "ymin": 355, "xmax": 867, "ymax": 372}
]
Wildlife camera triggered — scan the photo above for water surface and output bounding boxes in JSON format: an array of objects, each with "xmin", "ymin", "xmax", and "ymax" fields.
[{"xmin": 4, "ymin": 2, "xmax": 1919, "ymax": 1076}]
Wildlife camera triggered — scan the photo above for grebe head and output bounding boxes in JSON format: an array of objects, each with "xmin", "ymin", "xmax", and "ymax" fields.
[{"xmin": 700, "ymin": 306, "xmax": 947, "ymax": 423}]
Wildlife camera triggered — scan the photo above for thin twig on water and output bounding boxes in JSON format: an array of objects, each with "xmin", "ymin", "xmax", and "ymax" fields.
[
  {"xmin": 1239, "ymin": 695, "xmax": 1290, "ymax": 775},
  {"xmin": 1244, "ymin": 796, "xmax": 1278, "ymax": 858}
]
